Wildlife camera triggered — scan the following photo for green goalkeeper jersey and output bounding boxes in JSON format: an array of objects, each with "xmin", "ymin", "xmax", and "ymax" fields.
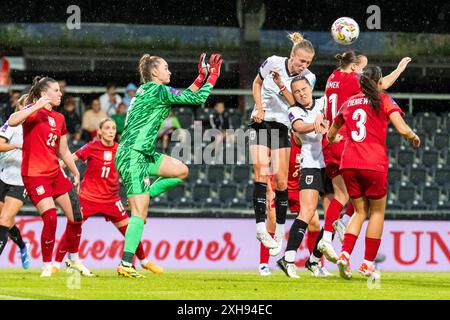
[{"xmin": 119, "ymin": 82, "xmax": 213, "ymax": 156}]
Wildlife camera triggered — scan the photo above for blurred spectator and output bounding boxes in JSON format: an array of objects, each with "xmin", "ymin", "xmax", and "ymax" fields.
[
  {"xmin": 0, "ymin": 51, "xmax": 11, "ymax": 87},
  {"xmin": 123, "ymin": 83, "xmax": 137, "ymax": 109},
  {"xmin": 111, "ymin": 102, "xmax": 127, "ymax": 141},
  {"xmin": 68, "ymin": 129, "xmax": 86, "ymax": 153},
  {"xmin": 82, "ymin": 98, "xmax": 107, "ymax": 141},
  {"xmin": 60, "ymin": 96, "xmax": 81, "ymax": 135},
  {"xmin": 2, "ymin": 91, "xmax": 20, "ymax": 122},
  {"xmin": 210, "ymin": 101, "xmax": 232, "ymax": 131},
  {"xmin": 99, "ymin": 82, "xmax": 122, "ymax": 116},
  {"xmin": 158, "ymin": 112, "xmax": 181, "ymax": 153}
]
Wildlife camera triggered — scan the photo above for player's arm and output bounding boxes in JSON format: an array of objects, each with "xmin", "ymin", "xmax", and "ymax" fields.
[
  {"xmin": 59, "ymin": 135, "xmax": 81, "ymax": 193},
  {"xmin": 7, "ymin": 96, "xmax": 51, "ymax": 127},
  {"xmin": 0, "ymin": 135, "xmax": 21, "ymax": 152},
  {"xmin": 381, "ymin": 57, "xmax": 412, "ymax": 90},
  {"xmin": 327, "ymin": 108, "xmax": 345, "ymax": 144},
  {"xmin": 389, "ymin": 112, "xmax": 420, "ymax": 149},
  {"xmin": 290, "ymin": 107, "xmax": 328, "ymax": 134},
  {"xmin": 271, "ymin": 70, "xmax": 296, "ymax": 106},
  {"xmin": 251, "ymin": 74, "xmax": 265, "ymax": 123},
  {"xmin": 59, "ymin": 154, "xmax": 80, "ymax": 169}
]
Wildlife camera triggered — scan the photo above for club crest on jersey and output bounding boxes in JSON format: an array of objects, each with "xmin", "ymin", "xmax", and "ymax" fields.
[
  {"xmin": 103, "ymin": 151, "xmax": 113, "ymax": 161},
  {"xmin": 48, "ymin": 116, "xmax": 56, "ymax": 128},
  {"xmin": 296, "ymin": 154, "xmax": 301, "ymax": 164},
  {"xmin": 36, "ymin": 185, "xmax": 45, "ymax": 196},
  {"xmin": 144, "ymin": 176, "xmax": 151, "ymax": 186},
  {"xmin": 305, "ymin": 175, "xmax": 314, "ymax": 185},
  {"xmin": 249, "ymin": 131, "xmax": 256, "ymax": 141}
]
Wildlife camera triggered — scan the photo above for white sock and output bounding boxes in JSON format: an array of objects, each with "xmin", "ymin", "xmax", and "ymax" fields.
[
  {"xmin": 275, "ymin": 223, "xmax": 285, "ymax": 235},
  {"xmin": 284, "ymin": 250, "xmax": 296, "ymax": 263},
  {"xmin": 364, "ymin": 259, "xmax": 374, "ymax": 268},
  {"xmin": 121, "ymin": 260, "xmax": 132, "ymax": 267},
  {"xmin": 309, "ymin": 254, "xmax": 321, "ymax": 264},
  {"xmin": 256, "ymin": 222, "xmax": 267, "ymax": 233},
  {"xmin": 140, "ymin": 258, "xmax": 149, "ymax": 265},
  {"xmin": 342, "ymin": 214, "xmax": 351, "ymax": 225},
  {"xmin": 53, "ymin": 262, "xmax": 61, "ymax": 269},
  {"xmin": 323, "ymin": 231, "xmax": 333, "ymax": 242},
  {"xmin": 259, "ymin": 263, "xmax": 268, "ymax": 268},
  {"xmin": 43, "ymin": 262, "xmax": 52, "ymax": 268},
  {"xmin": 68, "ymin": 253, "xmax": 79, "ymax": 262}
]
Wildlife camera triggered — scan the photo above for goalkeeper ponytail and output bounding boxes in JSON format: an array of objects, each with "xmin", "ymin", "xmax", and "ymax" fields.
[{"xmin": 139, "ymin": 54, "xmax": 162, "ymax": 83}]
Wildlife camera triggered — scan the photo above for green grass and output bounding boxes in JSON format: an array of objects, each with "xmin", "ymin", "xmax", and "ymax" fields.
[{"xmin": 0, "ymin": 269, "xmax": 449, "ymax": 300}]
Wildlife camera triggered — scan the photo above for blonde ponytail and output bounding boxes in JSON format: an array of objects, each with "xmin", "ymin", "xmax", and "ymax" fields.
[
  {"xmin": 288, "ymin": 32, "xmax": 315, "ymax": 57},
  {"xmin": 288, "ymin": 32, "xmax": 304, "ymax": 44},
  {"xmin": 139, "ymin": 54, "xmax": 161, "ymax": 84}
]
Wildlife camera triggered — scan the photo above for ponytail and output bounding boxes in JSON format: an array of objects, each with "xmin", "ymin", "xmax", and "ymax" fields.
[
  {"xmin": 288, "ymin": 32, "xmax": 315, "ymax": 56},
  {"xmin": 335, "ymin": 50, "xmax": 366, "ymax": 69},
  {"xmin": 139, "ymin": 54, "xmax": 162, "ymax": 84},
  {"xmin": 360, "ymin": 66, "xmax": 383, "ymax": 112},
  {"xmin": 25, "ymin": 76, "xmax": 57, "ymax": 105}
]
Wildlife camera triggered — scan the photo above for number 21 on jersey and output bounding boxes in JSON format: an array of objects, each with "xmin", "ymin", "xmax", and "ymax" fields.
[{"xmin": 351, "ymin": 109, "xmax": 367, "ymax": 142}]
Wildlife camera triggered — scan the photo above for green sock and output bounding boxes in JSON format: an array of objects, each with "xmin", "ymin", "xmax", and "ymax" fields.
[
  {"xmin": 122, "ymin": 216, "xmax": 145, "ymax": 264},
  {"xmin": 149, "ymin": 177, "xmax": 183, "ymax": 198}
]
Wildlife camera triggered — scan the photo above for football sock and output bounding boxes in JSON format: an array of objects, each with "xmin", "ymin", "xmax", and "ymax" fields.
[
  {"xmin": 342, "ymin": 233, "xmax": 358, "ymax": 256},
  {"xmin": 55, "ymin": 231, "xmax": 68, "ymax": 263},
  {"xmin": 117, "ymin": 225, "xmax": 147, "ymax": 261},
  {"xmin": 256, "ymin": 222, "xmax": 267, "ymax": 233},
  {"xmin": 324, "ymin": 199, "xmax": 344, "ymax": 233},
  {"xmin": 307, "ymin": 230, "xmax": 320, "ymax": 255},
  {"xmin": 41, "ymin": 208, "xmax": 58, "ymax": 263},
  {"xmin": 8, "ymin": 225, "xmax": 26, "ymax": 250},
  {"xmin": 364, "ymin": 237, "xmax": 381, "ymax": 262},
  {"xmin": 149, "ymin": 177, "xmax": 183, "ymax": 198},
  {"xmin": 363, "ymin": 259, "xmax": 374, "ymax": 268},
  {"xmin": 68, "ymin": 252, "xmax": 79, "ymax": 262},
  {"xmin": 275, "ymin": 189, "xmax": 288, "ymax": 224},
  {"xmin": 0, "ymin": 225, "xmax": 9, "ymax": 255},
  {"xmin": 259, "ymin": 232, "xmax": 274, "ymax": 264},
  {"xmin": 253, "ymin": 182, "xmax": 267, "ymax": 224},
  {"xmin": 122, "ymin": 216, "xmax": 145, "ymax": 265},
  {"xmin": 66, "ymin": 221, "xmax": 82, "ymax": 254},
  {"xmin": 284, "ymin": 219, "xmax": 308, "ymax": 263},
  {"xmin": 311, "ymin": 228, "xmax": 324, "ymax": 259},
  {"xmin": 140, "ymin": 258, "xmax": 149, "ymax": 265},
  {"xmin": 344, "ymin": 201, "xmax": 355, "ymax": 218}
]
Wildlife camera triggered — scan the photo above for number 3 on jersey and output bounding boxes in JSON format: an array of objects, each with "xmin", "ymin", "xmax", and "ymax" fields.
[
  {"xmin": 47, "ymin": 133, "xmax": 58, "ymax": 147},
  {"xmin": 351, "ymin": 109, "xmax": 367, "ymax": 142}
]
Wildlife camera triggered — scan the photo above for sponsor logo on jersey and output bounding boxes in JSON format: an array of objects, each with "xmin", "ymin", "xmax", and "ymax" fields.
[
  {"xmin": 305, "ymin": 175, "xmax": 314, "ymax": 185},
  {"xmin": 48, "ymin": 116, "xmax": 56, "ymax": 128},
  {"xmin": 103, "ymin": 151, "xmax": 113, "ymax": 161},
  {"xmin": 144, "ymin": 176, "xmax": 151, "ymax": 186},
  {"xmin": 261, "ymin": 59, "xmax": 269, "ymax": 69},
  {"xmin": 288, "ymin": 112, "xmax": 295, "ymax": 122},
  {"xmin": 36, "ymin": 185, "xmax": 45, "ymax": 196},
  {"xmin": 169, "ymin": 87, "xmax": 181, "ymax": 96},
  {"xmin": 0, "ymin": 123, "xmax": 8, "ymax": 133}
]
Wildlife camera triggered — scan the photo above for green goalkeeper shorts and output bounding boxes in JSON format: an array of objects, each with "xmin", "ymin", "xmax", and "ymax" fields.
[{"xmin": 115, "ymin": 148, "xmax": 164, "ymax": 197}]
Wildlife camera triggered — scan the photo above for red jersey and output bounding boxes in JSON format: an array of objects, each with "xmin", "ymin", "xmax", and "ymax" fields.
[
  {"xmin": 323, "ymin": 70, "xmax": 360, "ymax": 148},
  {"xmin": 288, "ymin": 134, "xmax": 302, "ymax": 190},
  {"xmin": 334, "ymin": 92, "xmax": 404, "ymax": 173},
  {"xmin": 75, "ymin": 140, "xmax": 120, "ymax": 202},
  {"xmin": 22, "ymin": 106, "xmax": 68, "ymax": 177}
]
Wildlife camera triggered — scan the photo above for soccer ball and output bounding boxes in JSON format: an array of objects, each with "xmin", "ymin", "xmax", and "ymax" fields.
[{"xmin": 331, "ymin": 17, "xmax": 360, "ymax": 45}]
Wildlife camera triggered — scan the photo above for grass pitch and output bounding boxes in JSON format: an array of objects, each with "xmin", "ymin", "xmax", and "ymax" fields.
[{"xmin": 0, "ymin": 269, "xmax": 449, "ymax": 300}]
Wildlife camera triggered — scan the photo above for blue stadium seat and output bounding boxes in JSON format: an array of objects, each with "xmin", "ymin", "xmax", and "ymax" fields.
[
  {"xmin": 187, "ymin": 165, "xmax": 201, "ymax": 183},
  {"xmin": 388, "ymin": 167, "xmax": 403, "ymax": 185},
  {"xmin": 433, "ymin": 166, "xmax": 450, "ymax": 188},
  {"xmin": 167, "ymin": 184, "xmax": 187, "ymax": 202},
  {"xmin": 219, "ymin": 184, "xmax": 238, "ymax": 202},
  {"xmin": 420, "ymin": 149, "xmax": 439, "ymax": 167},
  {"xmin": 408, "ymin": 167, "xmax": 428, "ymax": 186},
  {"xmin": 176, "ymin": 113, "xmax": 194, "ymax": 128},
  {"xmin": 232, "ymin": 165, "xmax": 252, "ymax": 185},
  {"xmin": 420, "ymin": 184, "xmax": 441, "ymax": 210},
  {"xmin": 396, "ymin": 184, "xmax": 417, "ymax": 208},
  {"xmin": 206, "ymin": 165, "xmax": 226, "ymax": 184},
  {"xmin": 245, "ymin": 185, "xmax": 254, "ymax": 203},
  {"xmin": 418, "ymin": 112, "xmax": 439, "ymax": 135},
  {"xmin": 434, "ymin": 132, "xmax": 449, "ymax": 150},
  {"xmin": 396, "ymin": 149, "xmax": 415, "ymax": 168},
  {"xmin": 192, "ymin": 183, "xmax": 211, "ymax": 202},
  {"xmin": 386, "ymin": 129, "xmax": 402, "ymax": 150}
]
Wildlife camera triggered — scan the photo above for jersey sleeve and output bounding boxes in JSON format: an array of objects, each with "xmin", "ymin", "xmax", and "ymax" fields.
[
  {"xmin": 333, "ymin": 103, "xmax": 346, "ymax": 126},
  {"xmin": 23, "ymin": 104, "xmax": 39, "ymax": 123},
  {"xmin": 75, "ymin": 143, "xmax": 91, "ymax": 161},
  {"xmin": 0, "ymin": 122, "xmax": 15, "ymax": 142},
  {"xmin": 159, "ymin": 83, "xmax": 213, "ymax": 105},
  {"xmin": 258, "ymin": 56, "xmax": 276, "ymax": 80},
  {"xmin": 382, "ymin": 94, "xmax": 404, "ymax": 118},
  {"xmin": 303, "ymin": 69, "xmax": 317, "ymax": 89},
  {"xmin": 288, "ymin": 106, "xmax": 307, "ymax": 126}
]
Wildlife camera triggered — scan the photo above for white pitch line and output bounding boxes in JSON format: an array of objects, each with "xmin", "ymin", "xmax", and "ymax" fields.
[{"xmin": 0, "ymin": 294, "xmax": 34, "ymax": 300}]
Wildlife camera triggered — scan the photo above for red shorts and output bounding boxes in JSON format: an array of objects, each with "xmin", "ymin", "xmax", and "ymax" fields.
[
  {"xmin": 341, "ymin": 169, "xmax": 388, "ymax": 200},
  {"xmin": 80, "ymin": 196, "xmax": 128, "ymax": 224},
  {"xmin": 288, "ymin": 188, "xmax": 300, "ymax": 214},
  {"xmin": 323, "ymin": 141, "xmax": 344, "ymax": 180},
  {"xmin": 22, "ymin": 170, "xmax": 73, "ymax": 206}
]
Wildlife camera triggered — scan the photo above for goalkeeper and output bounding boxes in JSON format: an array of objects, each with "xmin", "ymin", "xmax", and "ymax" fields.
[{"xmin": 116, "ymin": 53, "xmax": 223, "ymax": 278}]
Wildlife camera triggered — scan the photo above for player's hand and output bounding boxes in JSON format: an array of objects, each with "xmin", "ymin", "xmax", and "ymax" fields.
[
  {"xmin": 73, "ymin": 174, "xmax": 80, "ymax": 194},
  {"xmin": 207, "ymin": 54, "xmax": 223, "ymax": 86},
  {"xmin": 252, "ymin": 108, "xmax": 265, "ymax": 123},
  {"xmin": 13, "ymin": 144, "xmax": 22, "ymax": 150},
  {"xmin": 410, "ymin": 134, "xmax": 421, "ymax": 149},
  {"xmin": 396, "ymin": 57, "xmax": 412, "ymax": 73},
  {"xmin": 270, "ymin": 69, "xmax": 283, "ymax": 88},
  {"xmin": 198, "ymin": 53, "xmax": 209, "ymax": 80},
  {"xmin": 35, "ymin": 96, "xmax": 52, "ymax": 109}
]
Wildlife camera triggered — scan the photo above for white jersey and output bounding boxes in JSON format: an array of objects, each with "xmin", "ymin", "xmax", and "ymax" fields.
[
  {"xmin": 251, "ymin": 55, "xmax": 316, "ymax": 127},
  {"xmin": 0, "ymin": 122, "xmax": 24, "ymax": 186},
  {"xmin": 288, "ymin": 97, "xmax": 326, "ymax": 169}
]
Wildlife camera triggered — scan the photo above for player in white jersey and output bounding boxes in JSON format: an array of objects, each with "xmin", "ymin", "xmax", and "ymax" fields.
[
  {"xmin": 0, "ymin": 94, "xmax": 31, "ymax": 268},
  {"xmin": 249, "ymin": 32, "xmax": 316, "ymax": 256},
  {"xmin": 277, "ymin": 75, "xmax": 340, "ymax": 278}
]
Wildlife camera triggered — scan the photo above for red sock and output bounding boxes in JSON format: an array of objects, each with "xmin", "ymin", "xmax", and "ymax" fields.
[
  {"xmin": 66, "ymin": 221, "xmax": 82, "ymax": 254},
  {"xmin": 324, "ymin": 199, "xmax": 344, "ymax": 233},
  {"xmin": 41, "ymin": 208, "xmax": 58, "ymax": 263},
  {"xmin": 118, "ymin": 225, "xmax": 146, "ymax": 261},
  {"xmin": 259, "ymin": 232, "xmax": 274, "ymax": 264},
  {"xmin": 345, "ymin": 201, "xmax": 354, "ymax": 217},
  {"xmin": 55, "ymin": 230, "xmax": 68, "ymax": 263},
  {"xmin": 342, "ymin": 233, "xmax": 358, "ymax": 256},
  {"xmin": 364, "ymin": 237, "xmax": 381, "ymax": 262},
  {"xmin": 307, "ymin": 231, "xmax": 320, "ymax": 255}
]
